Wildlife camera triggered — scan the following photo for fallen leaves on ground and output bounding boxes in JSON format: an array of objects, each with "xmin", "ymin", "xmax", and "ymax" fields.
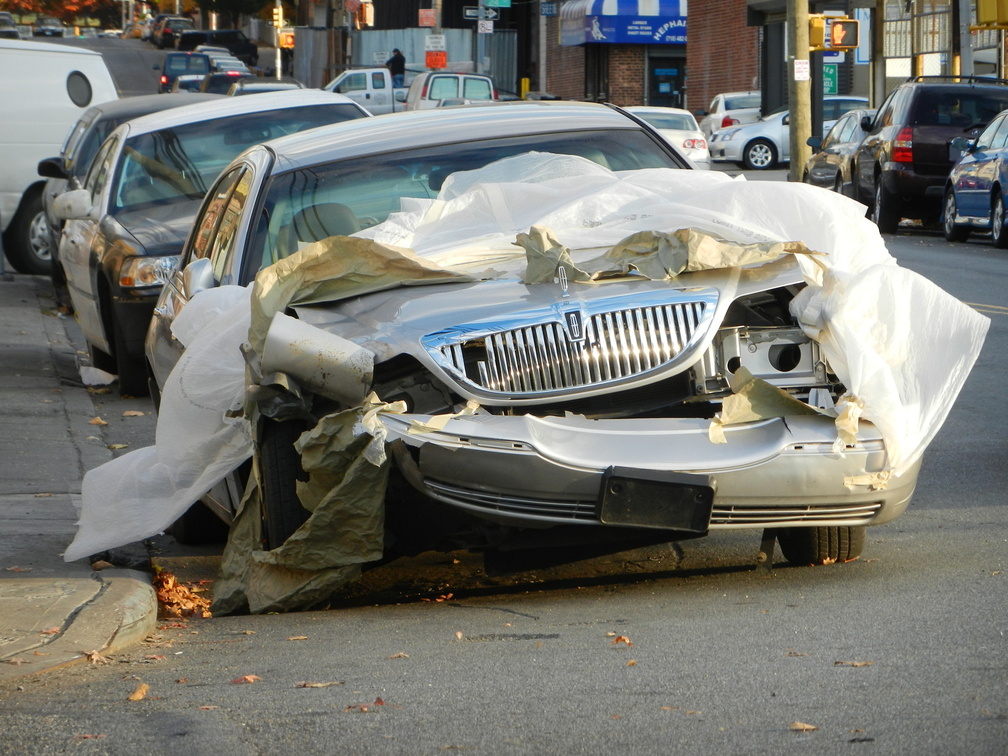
[
  {"xmin": 82, "ymin": 650, "xmax": 110, "ymax": 665},
  {"xmin": 88, "ymin": 416, "xmax": 108, "ymax": 426},
  {"xmin": 39, "ymin": 627, "xmax": 60, "ymax": 635},
  {"xmin": 122, "ymin": 410, "xmax": 146, "ymax": 417},
  {"xmin": 626, "ymin": 660, "xmax": 637, "ymax": 667},
  {"xmin": 834, "ymin": 660, "xmax": 873, "ymax": 667},
  {"xmin": 785, "ymin": 650, "xmax": 809, "ymax": 657},
  {"xmin": 153, "ymin": 567, "xmax": 211, "ymax": 619},
  {"xmin": 199, "ymin": 705, "xmax": 219, "ymax": 710},
  {"xmin": 127, "ymin": 683, "xmax": 149, "ymax": 701},
  {"xmin": 2, "ymin": 658, "xmax": 29, "ymax": 666},
  {"xmin": 345, "ymin": 697, "xmax": 397, "ymax": 713},
  {"xmin": 90, "ymin": 560, "xmax": 114, "ymax": 570},
  {"xmin": 388, "ymin": 652, "xmax": 410, "ymax": 659},
  {"xmin": 108, "ymin": 443, "xmax": 128, "ymax": 450},
  {"xmin": 143, "ymin": 654, "xmax": 167, "ymax": 662},
  {"xmin": 231, "ymin": 674, "xmax": 262, "ymax": 684},
  {"xmin": 790, "ymin": 721, "xmax": 818, "ymax": 732},
  {"xmin": 610, "ymin": 635, "xmax": 633, "ymax": 647},
  {"xmin": 422, "ymin": 593, "xmax": 454, "ymax": 602},
  {"xmin": 74, "ymin": 734, "xmax": 107, "ymax": 740},
  {"xmin": 455, "ymin": 631, "xmax": 463, "ymax": 641},
  {"xmin": 5, "ymin": 565, "xmax": 32, "ymax": 572},
  {"xmin": 287, "ymin": 635, "xmax": 308, "ymax": 641},
  {"xmin": 294, "ymin": 681, "xmax": 344, "ymax": 688}
]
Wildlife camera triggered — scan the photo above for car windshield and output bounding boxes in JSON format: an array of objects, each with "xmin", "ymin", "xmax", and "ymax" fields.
[
  {"xmin": 242, "ymin": 129, "xmax": 679, "ymax": 281},
  {"xmin": 110, "ymin": 104, "xmax": 364, "ymax": 214}
]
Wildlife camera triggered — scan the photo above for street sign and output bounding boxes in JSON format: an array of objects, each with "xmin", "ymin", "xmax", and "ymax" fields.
[
  {"xmin": 823, "ymin": 63, "xmax": 838, "ymax": 95},
  {"xmin": 425, "ymin": 33, "xmax": 446, "ymax": 51},
  {"xmin": 540, "ymin": 2, "xmax": 557, "ymax": 16},
  {"xmin": 418, "ymin": 8, "xmax": 436, "ymax": 27},
  {"xmin": 478, "ymin": 20, "xmax": 494, "ymax": 34},
  {"xmin": 426, "ymin": 50, "xmax": 447, "ymax": 70},
  {"xmin": 463, "ymin": 6, "xmax": 499, "ymax": 20},
  {"xmin": 486, "ymin": 0, "xmax": 511, "ymax": 6}
]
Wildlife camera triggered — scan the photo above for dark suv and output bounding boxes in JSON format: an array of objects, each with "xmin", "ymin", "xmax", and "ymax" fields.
[
  {"xmin": 854, "ymin": 76, "xmax": 1008, "ymax": 233},
  {"xmin": 176, "ymin": 29, "xmax": 258, "ymax": 66}
]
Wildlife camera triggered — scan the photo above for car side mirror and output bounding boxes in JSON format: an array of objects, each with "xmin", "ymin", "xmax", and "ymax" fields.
[
  {"xmin": 806, "ymin": 136, "xmax": 822, "ymax": 150},
  {"xmin": 950, "ymin": 136, "xmax": 974, "ymax": 153},
  {"xmin": 52, "ymin": 188, "xmax": 93, "ymax": 220},
  {"xmin": 182, "ymin": 257, "xmax": 214, "ymax": 300},
  {"xmin": 782, "ymin": 115, "xmax": 790, "ymax": 125},
  {"xmin": 860, "ymin": 115, "xmax": 872, "ymax": 131},
  {"xmin": 394, "ymin": 90, "xmax": 406, "ymax": 102},
  {"xmin": 37, "ymin": 156, "xmax": 68, "ymax": 180}
]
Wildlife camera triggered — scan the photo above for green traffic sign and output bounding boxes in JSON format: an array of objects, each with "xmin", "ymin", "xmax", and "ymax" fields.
[
  {"xmin": 486, "ymin": 0, "xmax": 512, "ymax": 6},
  {"xmin": 823, "ymin": 63, "xmax": 838, "ymax": 95}
]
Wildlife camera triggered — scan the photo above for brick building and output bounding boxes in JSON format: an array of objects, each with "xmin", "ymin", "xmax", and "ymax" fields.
[{"xmin": 684, "ymin": 0, "xmax": 760, "ymax": 115}]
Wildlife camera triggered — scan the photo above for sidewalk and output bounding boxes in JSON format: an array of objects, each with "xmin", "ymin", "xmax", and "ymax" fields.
[{"xmin": 0, "ymin": 267, "xmax": 157, "ymax": 684}]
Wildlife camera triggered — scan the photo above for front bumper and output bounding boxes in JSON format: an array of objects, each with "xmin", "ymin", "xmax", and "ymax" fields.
[
  {"xmin": 383, "ymin": 412, "xmax": 918, "ymax": 533},
  {"xmin": 112, "ymin": 288, "xmax": 161, "ymax": 360},
  {"xmin": 709, "ymin": 135, "xmax": 744, "ymax": 163}
]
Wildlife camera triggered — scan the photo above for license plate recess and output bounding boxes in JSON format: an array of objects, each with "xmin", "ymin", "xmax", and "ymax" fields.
[{"xmin": 597, "ymin": 467, "xmax": 714, "ymax": 533}]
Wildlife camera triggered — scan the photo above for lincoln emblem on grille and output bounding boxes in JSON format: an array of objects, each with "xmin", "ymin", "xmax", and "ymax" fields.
[{"xmin": 564, "ymin": 309, "xmax": 585, "ymax": 341}]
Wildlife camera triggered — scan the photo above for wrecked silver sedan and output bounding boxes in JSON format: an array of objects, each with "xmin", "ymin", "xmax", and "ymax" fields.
[{"xmin": 66, "ymin": 102, "xmax": 988, "ymax": 613}]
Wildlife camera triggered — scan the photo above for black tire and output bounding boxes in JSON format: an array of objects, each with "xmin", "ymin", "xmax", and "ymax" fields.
[
  {"xmin": 943, "ymin": 188, "xmax": 970, "ymax": 243},
  {"xmin": 743, "ymin": 138, "xmax": 777, "ymax": 170},
  {"xmin": 3, "ymin": 190, "xmax": 51, "ymax": 275},
  {"xmin": 991, "ymin": 190, "xmax": 1008, "ymax": 249},
  {"xmin": 873, "ymin": 175, "xmax": 899, "ymax": 234},
  {"xmin": 111, "ymin": 314, "xmax": 149, "ymax": 397},
  {"xmin": 259, "ymin": 419, "xmax": 311, "ymax": 549},
  {"xmin": 169, "ymin": 502, "xmax": 230, "ymax": 545},
  {"xmin": 778, "ymin": 526, "xmax": 866, "ymax": 565}
]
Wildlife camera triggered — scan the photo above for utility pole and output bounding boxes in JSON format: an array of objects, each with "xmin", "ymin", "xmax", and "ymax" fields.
[{"xmin": 788, "ymin": 0, "xmax": 811, "ymax": 183}]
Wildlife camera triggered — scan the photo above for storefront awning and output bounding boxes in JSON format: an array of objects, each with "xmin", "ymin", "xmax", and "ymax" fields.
[{"xmin": 560, "ymin": 0, "xmax": 687, "ymax": 46}]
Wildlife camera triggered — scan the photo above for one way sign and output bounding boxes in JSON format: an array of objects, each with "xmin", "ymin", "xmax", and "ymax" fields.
[{"xmin": 463, "ymin": 6, "xmax": 499, "ymax": 20}]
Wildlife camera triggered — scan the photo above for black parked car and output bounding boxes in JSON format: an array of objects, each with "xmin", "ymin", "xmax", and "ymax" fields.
[
  {"xmin": 154, "ymin": 16, "xmax": 194, "ymax": 49},
  {"xmin": 853, "ymin": 76, "xmax": 1008, "ymax": 233},
  {"xmin": 803, "ymin": 108, "xmax": 875, "ymax": 198},
  {"xmin": 176, "ymin": 29, "xmax": 257, "ymax": 66}
]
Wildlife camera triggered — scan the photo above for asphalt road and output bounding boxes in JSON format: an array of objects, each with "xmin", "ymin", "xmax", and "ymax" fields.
[{"xmin": 3, "ymin": 220, "xmax": 1006, "ymax": 754}]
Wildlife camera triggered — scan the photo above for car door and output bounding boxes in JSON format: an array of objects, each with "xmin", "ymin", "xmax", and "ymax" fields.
[
  {"xmin": 954, "ymin": 115, "xmax": 1005, "ymax": 220},
  {"xmin": 61, "ymin": 134, "xmax": 121, "ymax": 352}
]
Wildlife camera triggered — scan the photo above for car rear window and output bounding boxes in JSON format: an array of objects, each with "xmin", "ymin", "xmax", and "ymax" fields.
[
  {"xmin": 166, "ymin": 55, "xmax": 209, "ymax": 75},
  {"xmin": 911, "ymin": 88, "xmax": 1008, "ymax": 128},
  {"xmin": 724, "ymin": 94, "xmax": 760, "ymax": 110}
]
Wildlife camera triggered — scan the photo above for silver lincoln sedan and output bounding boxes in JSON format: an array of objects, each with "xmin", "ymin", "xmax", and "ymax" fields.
[{"xmin": 144, "ymin": 101, "xmax": 925, "ymax": 574}]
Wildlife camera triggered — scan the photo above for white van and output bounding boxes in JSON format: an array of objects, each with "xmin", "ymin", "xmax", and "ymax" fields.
[
  {"xmin": 0, "ymin": 39, "xmax": 118, "ymax": 274},
  {"xmin": 402, "ymin": 72, "xmax": 496, "ymax": 111}
]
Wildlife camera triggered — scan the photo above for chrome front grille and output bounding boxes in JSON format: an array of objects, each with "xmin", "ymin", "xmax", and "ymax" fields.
[
  {"xmin": 422, "ymin": 289, "xmax": 718, "ymax": 398},
  {"xmin": 710, "ymin": 502, "xmax": 882, "ymax": 527}
]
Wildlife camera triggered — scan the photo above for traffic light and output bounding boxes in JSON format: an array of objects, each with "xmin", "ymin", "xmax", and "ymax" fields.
[
  {"xmin": 809, "ymin": 15, "xmax": 826, "ymax": 49},
  {"xmin": 279, "ymin": 30, "xmax": 294, "ymax": 49},
  {"xmin": 828, "ymin": 18, "xmax": 859, "ymax": 51},
  {"xmin": 976, "ymin": 0, "xmax": 1008, "ymax": 25},
  {"xmin": 272, "ymin": 6, "xmax": 283, "ymax": 27}
]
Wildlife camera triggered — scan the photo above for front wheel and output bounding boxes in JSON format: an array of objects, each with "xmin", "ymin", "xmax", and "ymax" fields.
[
  {"xmin": 777, "ymin": 526, "xmax": 866, "ymax": 565},
  {"xmin": 873, "ymin": 176, "xmax": 899, "ymax": 234},
  {"xmin": 943, "ymin": 188, "xmax": 970, "ymax": 242},
  {"xmin": 743, "ymin": 139, "xmax": 777, "ymax": 170},
  {"xmin": 991, "ymin": 190, "xmax": 1008, "ymax": 249},
  {"xmin": 3, "ymin": 191, "xmax": 51, "ymax": 275},
  {"xmin": 259, "ymin": 419, "xmax": 311, "ymax": 549}
]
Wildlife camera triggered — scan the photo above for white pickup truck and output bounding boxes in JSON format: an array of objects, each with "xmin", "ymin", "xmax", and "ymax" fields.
[{"xmin": 322, "ymin": 68, "xmax": 407, "ymax": 115}]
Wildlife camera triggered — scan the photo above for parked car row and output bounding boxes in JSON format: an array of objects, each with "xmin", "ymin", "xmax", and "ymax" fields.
[
  {"xmin": 143, "ymin": 14, "xmax": 258, "ymax": 67},
  {"xmin": 797, "ymin": 76, "xmax": 1008, "ymax": 244}
]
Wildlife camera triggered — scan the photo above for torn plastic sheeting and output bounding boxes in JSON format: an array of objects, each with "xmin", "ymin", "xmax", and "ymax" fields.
[
  {"xmin": 248, "ymin": 235, "xmax": 474, "ymax": 357},
  {"xmin": 708, "ymin": 367, "xmax": 824, "ymax": 445},
  {"xmin": 64, "ymin": 286, "xmax": 254, "ymax": 562},
  {"xmin": 213, "ymin": 406, "xmax": 391, "ymax": 616},
  {"xmin": 517, "ymin": 225, "xmax": 823, "ymax": 285}
]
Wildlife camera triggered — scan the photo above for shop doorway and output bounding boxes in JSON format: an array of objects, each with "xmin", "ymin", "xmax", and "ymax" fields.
[{"xmin": 648, "ymin": 55, "xmax": 684, "ymax": 108}]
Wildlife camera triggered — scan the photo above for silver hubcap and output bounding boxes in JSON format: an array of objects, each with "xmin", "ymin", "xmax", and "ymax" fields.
[
  {"xmin": 748, "ymin": 144, "xmax": 772, "ymax": 168},
  {"xmin": 994, "ymin": 197, "xmax": 1004, "ymax": 240},
  {"xmin": 27, "ymin": 211, "xmax": 51, "ymax": 262}
]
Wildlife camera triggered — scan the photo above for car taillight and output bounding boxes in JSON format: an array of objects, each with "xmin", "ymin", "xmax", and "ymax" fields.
[
  {"xmin": 893, "ymin": 126, "xmax": 913, "ymax": 163},
  {"xmin": 683, "ymin": 138, "xmax": 707, "ymax": 150},
  {"xmin": 421, "ymin": 84, "xmax": 428, "ymax": 99},
  {"xmin": 160, "ymin": 75, "xmax": 168, "ymax": 85},
  {"xmin": 721, "ymin": 115, "xmax": 738, "ymax": 129},
  {"xmin": 493, "ymin": 89, "xmax": 498, "ymax": 100}
]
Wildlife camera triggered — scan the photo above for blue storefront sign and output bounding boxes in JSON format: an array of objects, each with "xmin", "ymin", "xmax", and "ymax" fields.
[{"xmin": 560, "ymin": 0, "xmax": 687, "ymax": 46}]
